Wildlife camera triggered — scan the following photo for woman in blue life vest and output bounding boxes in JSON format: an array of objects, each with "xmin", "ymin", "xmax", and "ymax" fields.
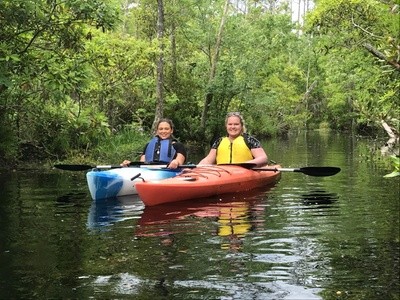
[
  {"xmin": 198, "ymin": 112, "xmax": 268, "ymax": 167},
  {"xmin": 121, "ymin": 118, "xmax": 187, "ymax": 169}
]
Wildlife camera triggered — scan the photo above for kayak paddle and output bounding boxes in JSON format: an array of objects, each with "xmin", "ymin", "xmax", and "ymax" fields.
[
  {"xmin": 166, "ymin": 163, "xmax": 340, "ymax": 177},
  {"xmin": 54, "ymin": 162, "xmax": 340, "ymax": 176},
  {"xmin": 54, "ymin": 161, "xmax": 160, "ymax": 171},
  {"xmin": 253, "ymin": 166, "xmax": 341, "ymax": 177},
  {"xmin": 54, "ymin": 162, "xmax": 204, "ymax": 171},
  {"xmin": 217, "ymin": 163, "xmax": 340, "ymax": 176}
]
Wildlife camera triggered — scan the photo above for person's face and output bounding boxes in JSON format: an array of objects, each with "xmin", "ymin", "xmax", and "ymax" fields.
[
  {"xmin": 226, "ymin": 116, "xmax": 242, "ymax": 138},
  {"xmin": 157, "ymin": 121, "xmax": 173, "ymax": 139}
]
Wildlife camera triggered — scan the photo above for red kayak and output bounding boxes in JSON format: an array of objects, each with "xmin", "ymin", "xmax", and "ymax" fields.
[{"xmin": 135, "ymin": 164, "xmax": 281, "ymax": 206}]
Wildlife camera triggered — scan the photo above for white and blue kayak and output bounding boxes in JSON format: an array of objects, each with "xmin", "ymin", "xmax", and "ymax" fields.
[{"xmin": 86, "ymin": 167, "xmax": 182, "ymax": 200}]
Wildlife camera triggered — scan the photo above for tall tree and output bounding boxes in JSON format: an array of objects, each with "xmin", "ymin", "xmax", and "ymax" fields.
[
  {"xmin": 200, "ymin": 0, "xmax": 231, "ymax": 134},
  {"xmin": 152, "ymin": 0, "xmax": 166, "ymax": 131}
]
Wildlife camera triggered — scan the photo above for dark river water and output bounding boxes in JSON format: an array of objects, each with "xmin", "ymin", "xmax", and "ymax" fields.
[{"xmin": 0, "ymin": 131, "xmax": 399, "ymax": 299}]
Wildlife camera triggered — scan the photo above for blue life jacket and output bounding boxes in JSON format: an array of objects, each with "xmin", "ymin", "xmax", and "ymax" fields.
[{"xmin": 144, "ymin": 137, "xmax": 176, "ymax": 163}]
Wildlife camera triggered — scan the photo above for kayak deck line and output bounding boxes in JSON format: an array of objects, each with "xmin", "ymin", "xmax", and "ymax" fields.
[{"xmin": 179, "ymin": 166, "xmax": 233, "ymax": 179}]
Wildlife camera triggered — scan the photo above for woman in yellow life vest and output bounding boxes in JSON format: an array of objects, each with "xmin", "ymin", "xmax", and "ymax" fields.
[{"xmin": 198, "ymin": 112, "xmax": 268, "ymax": 167}]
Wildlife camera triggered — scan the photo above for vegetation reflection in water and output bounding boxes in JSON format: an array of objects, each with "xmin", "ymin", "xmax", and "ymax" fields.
[
  {"xmin": 84, "ymin": 187, "xmax": 336, "ymax": 299},
  {"xmin": 1, "ymin": 132, "xmax": 398, "ymax": 299}
]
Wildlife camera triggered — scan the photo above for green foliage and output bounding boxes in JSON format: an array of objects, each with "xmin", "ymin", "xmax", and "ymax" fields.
[
  {"xmin": 384, "ymin": 155, "xmax": 400, "ymax": 178},
  {"xmin": 90, "ymin": 126, "xmax": 149, "ymax": 163},
  {"xmin": 0, "ymin": 0, "xmax": 398, "ymax": 164},
  {"xmin": 305, "ymin": 0, "xmax": 400, "ymax": 132},
  {"xmin": 317, "ymin": 49, "xmax": 386, "ymax": 130},
  {"xmin": 0, "ymin": 111, "xmax": 17, "ymax": 163},
  {"xmin": 0, "ymin": 0, "xmax": 120, "ymax": 164},
  {"xmin": 191, "ymin": 7, "xmax": 303, "ymax": 139},
  {"xmin": 20, "ymin": 100, "xmax": 111, "ymax": 158},
  {"xmin": 83, "ymin": 32, "xmax": 158, "ymax": 129}
]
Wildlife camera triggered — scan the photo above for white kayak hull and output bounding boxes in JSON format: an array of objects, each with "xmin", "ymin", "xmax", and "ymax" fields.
[{"xmin": 86, "ymin": 167, "xmax": 181, "ymax": 200}]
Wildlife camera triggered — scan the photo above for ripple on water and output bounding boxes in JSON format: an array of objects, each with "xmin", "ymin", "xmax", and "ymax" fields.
[{"xmin": 88, "ymin": 273, "xmax": 320, "ymax": 299}]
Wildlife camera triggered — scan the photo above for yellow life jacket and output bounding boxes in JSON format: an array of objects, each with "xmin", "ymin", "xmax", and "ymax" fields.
[{"xmin": 216, "ymin": 136, "xmax": 253, "ymax": 164}]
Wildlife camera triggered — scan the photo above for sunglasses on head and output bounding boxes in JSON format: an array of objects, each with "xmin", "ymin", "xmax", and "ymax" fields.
[{"xmin": 226, "ymin": 112, "xmax": 242, "ymax": 117}]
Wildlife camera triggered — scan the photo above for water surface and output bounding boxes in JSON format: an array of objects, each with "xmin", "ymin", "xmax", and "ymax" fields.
[{"xmin": 0, "ymin": 131, "xmax": 399, "ymax": 299}]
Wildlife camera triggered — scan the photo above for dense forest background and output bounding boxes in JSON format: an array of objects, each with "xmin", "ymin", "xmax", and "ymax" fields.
[{"xmin": 0, "ymin": 0, "xmax": 399, "ymax": 166}]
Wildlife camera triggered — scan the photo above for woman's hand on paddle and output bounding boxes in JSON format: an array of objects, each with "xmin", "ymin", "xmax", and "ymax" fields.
[
  {"xmin": 167, "ymin": 159, "xmax": 180, "ymax": 169},
  {"xmin": 120, "ymin": 160, "xmax": 131, "ymax": 167}
]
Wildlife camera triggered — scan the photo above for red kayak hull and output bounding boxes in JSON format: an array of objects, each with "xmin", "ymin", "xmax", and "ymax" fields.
[{"xmin": 135, "ymin": 165, "xmax": 281, "ymax": 206}]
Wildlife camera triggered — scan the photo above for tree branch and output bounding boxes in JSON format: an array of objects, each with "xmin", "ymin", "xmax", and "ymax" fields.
[{"xmin": 363, "ymin": 43, "xmax": 400, "ymax": 71}]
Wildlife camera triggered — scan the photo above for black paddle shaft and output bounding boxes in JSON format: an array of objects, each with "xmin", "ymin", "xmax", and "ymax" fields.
[
  {"xmin": 54, "ymin": 163, "xmax": 341, "ymax": 177},
  {"xmin": 253, "ymin": 166, "xmax": 341, "ymax": 177},
  {"xmin": 53, "ymin": 162, "xmax": 162, "ymax": 171}
]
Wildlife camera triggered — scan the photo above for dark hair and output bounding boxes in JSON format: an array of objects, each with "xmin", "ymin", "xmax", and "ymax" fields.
[
  {"xmin": 155, "ymin": 118, "xmax": 175, "ymax": 131},
  {"xmin": 154, "ymin": 118, "xmax": 176, "ymax": 139}
]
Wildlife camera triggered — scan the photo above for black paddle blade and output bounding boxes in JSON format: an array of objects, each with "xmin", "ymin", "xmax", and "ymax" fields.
[
  {"xmin": 54, "ymin": 164, "xmax": 94, "ymax": 171},
  {"xmin": 298, "ymin": 167, "xmax": 341, "ymax": 177}
]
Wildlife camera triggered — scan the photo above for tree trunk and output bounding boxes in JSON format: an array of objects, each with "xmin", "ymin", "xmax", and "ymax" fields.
[
  {"xmin": 152, "ymin": 0, "xmax": 165, "ymax": 132},
  {"xmin": 200, "ymin": 0, "xmax": 230, "ymax": 132},
  {"xmin": 170, "ymin": 21, "xmax": 177, "ymax": 85}
]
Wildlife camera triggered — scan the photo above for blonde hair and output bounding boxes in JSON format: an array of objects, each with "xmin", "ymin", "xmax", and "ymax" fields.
[{"xmin": 225, "ymin": 112, "xmax": 247, "ymax": 133}]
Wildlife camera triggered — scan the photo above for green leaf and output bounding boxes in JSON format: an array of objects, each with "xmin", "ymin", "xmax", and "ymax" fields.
[{"xmin": 384, "ymin": 171, "xmax": 400, "ymax": 178}]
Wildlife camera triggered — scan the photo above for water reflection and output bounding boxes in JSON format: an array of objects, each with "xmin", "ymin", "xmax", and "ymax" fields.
[
  {"xmin": 84, "ymin": 187, "xmax": 274, "ymax": 251},
  {"xmin": 135, "ymin": 188, "xmax": 272, "ymax": 252},
  {"xmin": 87, "ymin": 196, "xmax": 144, "ymax": 231},
  {"xmin": 1, "ymin": 132, "xmax": 399, "ymax": 300},
  {"xmin": 85, "ymin": 188, "xmax": 339, "ymax": 238},
  {"xmin": 56, "ymin": 192, "xmax": 88, "ymax": 208},
  {"xmin": 301, "ymin": 190, "xmax": 339, "ymax": 208}
]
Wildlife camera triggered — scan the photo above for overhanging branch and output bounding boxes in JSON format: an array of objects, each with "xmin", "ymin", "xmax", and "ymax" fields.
[{"xmin": 363, "ymin": 43, "xmax": 400, "ymax": 71}]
